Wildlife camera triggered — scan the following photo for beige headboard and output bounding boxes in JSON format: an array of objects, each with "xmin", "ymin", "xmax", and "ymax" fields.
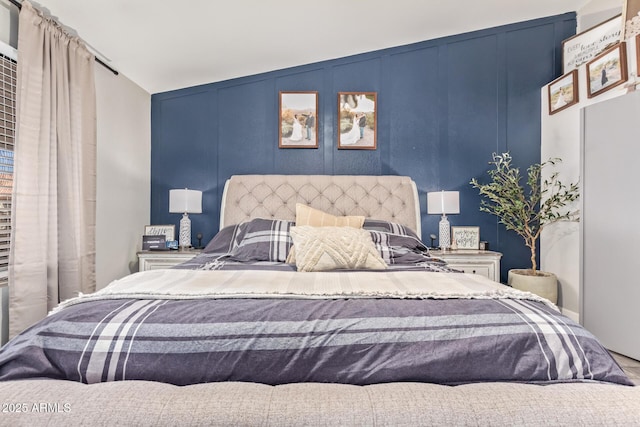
[{"xmin": 220, "ymin": 175, "xmax": 421, "ymax": 235}]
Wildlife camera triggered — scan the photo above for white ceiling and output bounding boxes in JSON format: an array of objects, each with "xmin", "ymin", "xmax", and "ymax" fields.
[{"xmin": 33, "ymin": 0, "xmax": 587, "ymax": 94}]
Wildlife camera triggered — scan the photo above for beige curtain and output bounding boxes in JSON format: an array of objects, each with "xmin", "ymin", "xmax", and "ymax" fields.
[{"xmin": 8, "ymin": 0, "xmax": 96, "ymax": 337}]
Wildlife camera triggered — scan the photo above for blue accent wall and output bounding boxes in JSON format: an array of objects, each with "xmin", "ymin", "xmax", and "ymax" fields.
[{"xmin": 151, "ymin": 13, "xmax": 576, "ymax": 282}]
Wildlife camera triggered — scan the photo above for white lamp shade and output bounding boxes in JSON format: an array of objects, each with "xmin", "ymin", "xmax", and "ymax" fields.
[
  {"xmin": 427, "ymin": 191, "xmax": 460, "ymax": 215},
  {"xmin": 169, "ymin": 189, "xmax": 202, "ymax": 214}
]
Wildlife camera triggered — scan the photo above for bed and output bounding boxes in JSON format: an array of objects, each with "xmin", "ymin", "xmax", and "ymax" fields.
[{"xmin": 0, "ymin": 174, "xmax": 639, "ymax": 426}]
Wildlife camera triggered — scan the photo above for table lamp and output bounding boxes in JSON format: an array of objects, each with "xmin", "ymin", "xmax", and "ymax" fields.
[
  {"xmin": 427, "ymin": 191, "xmax": 460, "ymax": 250},
  {"xmin": 169, "ymin": 188, "xmax": 202, "ymax": 248}
]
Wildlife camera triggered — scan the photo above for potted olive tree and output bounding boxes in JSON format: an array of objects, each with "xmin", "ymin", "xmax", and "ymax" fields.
[{"xmin": 470, "ymin": 152, "xmax": 579, "ymax": 303}]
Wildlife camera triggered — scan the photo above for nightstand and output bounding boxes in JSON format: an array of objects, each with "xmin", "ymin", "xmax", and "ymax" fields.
[
  {"xmin": 137, "ymin": 249, "xmax": 202, "ymax": 272},
  {"xmin": 430, "ymin": 249, "xmax": 502, "ymax": 282}
]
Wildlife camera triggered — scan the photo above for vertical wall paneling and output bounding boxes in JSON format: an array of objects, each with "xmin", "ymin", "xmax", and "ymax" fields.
[
  {"xmin": 217, "ymin": 80, "xmax": 273, "ymax": 177},
  {"xmin": 388, "ymin": 46, "xmax": 440, "ymax": 233},
  {"xmin": 151, "ymin": 90, "xmax": 215, "ymax": 245},
  {"xmin": 209, "ymin": 86, "xmax": 220, "ymax": 236},
  {"xmin": 322, "ymin": 65, "xmax": 335, "ymax": 173},
  {"xmin": 378, "ymin": 54, "xmax": 392, "ymax": 176},
  {"xmin": 494, "ymin": 32, "xmax": 508, "ymax": 265},
  {"xmin": 151, "ymin": 13, "xmax": 576, "ymax": 281},
  {"xmin": 446, "ymin": 34, "xmax": 499, "ymax": 247}
]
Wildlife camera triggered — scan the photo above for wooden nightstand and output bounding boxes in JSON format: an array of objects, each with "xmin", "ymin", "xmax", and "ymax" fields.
[
  {"xmin": 430, "ymin": 249, "xmax": 502, "ymax": 282},
  {"xmin": 137, "ymin": 249, "xmax": 202, "ymax": 272}
]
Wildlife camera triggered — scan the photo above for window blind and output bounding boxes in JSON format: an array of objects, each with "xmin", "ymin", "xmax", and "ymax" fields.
[{"xmin": 0, "ymin": 53, "xmax": 16, "ymax": 286}]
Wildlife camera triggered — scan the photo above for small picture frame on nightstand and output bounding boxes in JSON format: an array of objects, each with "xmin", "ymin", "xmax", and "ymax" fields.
[
  {"xmin": 451, "ymin": 226, "xmax": 480, "ymax": 250},
  {"xmin": 142, "ymin": 235, "xmax": 166, "ymax": 250},
  {"xmin": 144, "ymin": 224, "xmax": 175, "ymax": 242}
]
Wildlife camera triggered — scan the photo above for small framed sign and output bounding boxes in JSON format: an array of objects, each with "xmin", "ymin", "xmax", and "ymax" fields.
[
  {"xmin": 144, "ymin": 224, "xmax": 175, "ymax": 242},
  {"xmin": 451, "ymin": 226, "xmax": 480, "ymax": 250},
  {"xmin": 142, "ymin": 235, "xmax": 167, "ymax": 250}
]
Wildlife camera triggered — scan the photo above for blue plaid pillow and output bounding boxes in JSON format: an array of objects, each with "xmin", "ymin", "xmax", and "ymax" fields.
[
  {"xmin": 202, "ymin": 223, "xmax": 244, "ymax": 254},
  {"xmin": 362, "ymin": 218, "xmax": 419, "ymax": 238},
  {"xmin": 228, "ymin": 218, "xmax": 294, "ymax": 262},
  {"xmin": 363, "ymin": 219, "xmax": 431, "ymax": 264}
]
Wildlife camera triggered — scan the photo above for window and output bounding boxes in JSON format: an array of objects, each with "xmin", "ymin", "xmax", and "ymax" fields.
[{"xmin": 0, "ymin": 48, "xmax": 16, "ymax": 286}]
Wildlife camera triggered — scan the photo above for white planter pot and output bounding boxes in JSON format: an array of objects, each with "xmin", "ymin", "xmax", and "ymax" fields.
[{"xmin": 507, "ymin": 269, "xmax": 557, "ymax": 304}]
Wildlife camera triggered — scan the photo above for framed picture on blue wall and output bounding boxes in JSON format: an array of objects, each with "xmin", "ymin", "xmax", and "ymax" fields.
[
  {"xmin": 338, "ymin": 92, "xmax": 377, "ymax": 150},
  {"xmin": 279, "ymin": 91, "xmax": 318, "ymax": 148}
]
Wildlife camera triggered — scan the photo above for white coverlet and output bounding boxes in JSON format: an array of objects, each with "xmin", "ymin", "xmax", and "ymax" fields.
[{"xmin": 56, "ymin": 269, "xmax": 555, "ymax": 311}]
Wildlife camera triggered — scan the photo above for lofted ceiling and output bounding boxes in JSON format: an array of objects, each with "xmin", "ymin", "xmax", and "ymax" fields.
[{"xmin": 31, "ymin": 0, "xmax": 587, "ymax": 94}]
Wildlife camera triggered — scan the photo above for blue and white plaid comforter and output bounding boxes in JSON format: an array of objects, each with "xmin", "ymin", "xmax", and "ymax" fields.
[{"xmin": 0, "ymin": 285, "xmax": 630, "ymax": 386}]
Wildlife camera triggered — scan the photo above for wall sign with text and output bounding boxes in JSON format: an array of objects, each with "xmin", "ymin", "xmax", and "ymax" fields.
[{"xmin": 562, "ymin": 15, "xmax": 622, "ymax": 73}]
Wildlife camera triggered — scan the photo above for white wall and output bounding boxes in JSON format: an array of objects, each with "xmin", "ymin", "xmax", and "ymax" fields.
[
  {"xmin": 95, "ymin": 66, "xmax": 150, "ymax": 289},
  {"xmin": 578, "ymin": 0, "xmax": 623, "ymax": 30},
  {"xmin": 540, "ymin": 0, "xmax": 631, "ymax": 322}
]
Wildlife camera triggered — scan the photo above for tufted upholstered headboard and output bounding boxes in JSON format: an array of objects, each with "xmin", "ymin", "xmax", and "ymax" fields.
[{"xmin": 220, "ymin": 175, "xmax": 421, "ymax": 235}]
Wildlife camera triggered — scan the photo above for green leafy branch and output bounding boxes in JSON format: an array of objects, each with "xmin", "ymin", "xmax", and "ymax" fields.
[{"xmin": 470, "ymin": 153, "xmax": 579, "ymax": 273}]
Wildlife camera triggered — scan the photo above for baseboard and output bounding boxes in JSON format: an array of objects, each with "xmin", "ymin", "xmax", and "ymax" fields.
[{"xmin": 561, "ymin": 307, "xmax": 580, "ymax": 323}]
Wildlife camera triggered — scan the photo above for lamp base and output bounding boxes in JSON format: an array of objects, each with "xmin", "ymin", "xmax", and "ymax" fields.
[
  {"xmin": 179, "ymin": 213, "xmax": 192, "ymax": 248},
  {"xmin": 439, "ymin": 215, "xmax": 451, "ymax": 250}
]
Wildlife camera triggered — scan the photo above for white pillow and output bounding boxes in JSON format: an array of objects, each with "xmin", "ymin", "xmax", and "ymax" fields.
[
  {"xmin": 295, "ymin": 203, "xmax": 365, "ymax": 228},
  {"xmin": 287, "ymin": 204, "xmax": 366, "ymax": 263},
  {"xmin": 290, "ymin": 226, "xmax": 387, "ymax": 272}
]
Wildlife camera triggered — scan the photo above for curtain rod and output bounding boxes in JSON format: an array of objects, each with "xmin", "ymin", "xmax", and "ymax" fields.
[{"xmin": 8, "ymin": 0, "xmax": 119, "ymax": 75}]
